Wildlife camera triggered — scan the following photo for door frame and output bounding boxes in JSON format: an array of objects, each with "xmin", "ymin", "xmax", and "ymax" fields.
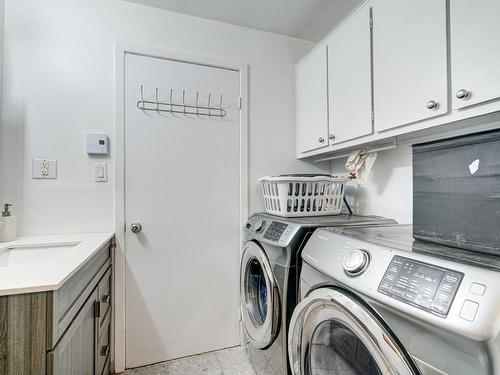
[{"xmin": 114, "ymin": 42, "xmax": 248, "ymax": 372}]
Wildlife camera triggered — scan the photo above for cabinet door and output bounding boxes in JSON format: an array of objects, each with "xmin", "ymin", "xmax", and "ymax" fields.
[
  {"xmin": 296, "ymin": 44, "xmax": 329, "ymax": 153},
  {"xmin": 372, "ymin": 0, "xmax": 448, "ymax": 132},
  {"xmin": 328, "ymin": 6, "xmax": 372, "ymax": 144},
  {"xmin": 451, "ymin": 0, "xmax": 500, "ymax": 109},
  {"xmin": 48, "ymin": 289, "xmax": 97, "ymax": 375}
]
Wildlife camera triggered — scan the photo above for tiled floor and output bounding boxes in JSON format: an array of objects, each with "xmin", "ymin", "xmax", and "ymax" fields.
[{"xmin": 123, "ymin": 346, "xmax": 256, "ymax": 375}]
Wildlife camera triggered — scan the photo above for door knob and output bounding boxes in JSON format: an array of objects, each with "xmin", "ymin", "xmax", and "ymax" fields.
[
  {"xmin": 456, "ymin": 89, "xmax": 469, "ymax": 99},
  {"xmin": 130, "ymin": 222, "xmax": 142, "ymax": 233},
  {"xmin": 318, "ymin": 137, "xmax": 325, "ymax": 143},
  {"xmin": 329, "ymin": 134, "xmax": 335, "ymax": 141},
  {"xmin": 426, "ymin": 100, "xmax": 439, "ymax": 109}
]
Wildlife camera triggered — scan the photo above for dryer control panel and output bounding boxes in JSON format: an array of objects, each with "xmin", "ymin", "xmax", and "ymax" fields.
[
  {"xmin": 264, "ymin": 221, "xmax": 289, "ymax": 242},
  {"xmin": 378, "ymin": 256, "xmax": 464, "ymax": 317}
]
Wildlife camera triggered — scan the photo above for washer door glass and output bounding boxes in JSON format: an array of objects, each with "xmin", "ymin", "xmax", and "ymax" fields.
[
  {"xmin": 240, "ymin": 241, "xmax": 280, "ymax": 349},
  {"xmin": 308, "ymin": 320, "xmax": 381, "ymax": 374},
  {"xmin": 245, "ymin": 257, "xmax": 268, "ymax": 326}
]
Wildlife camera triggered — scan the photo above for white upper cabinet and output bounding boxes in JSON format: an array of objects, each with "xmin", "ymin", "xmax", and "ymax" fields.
[
  {"xmin": 372, "ymin": 0, "xmax": 448, "ymax": 132},
  {"xmin": 450, "ymin": 0, "xmax": 500, "ymax": 109},
  {"xmin": 327, "ymin": 6, "xmax": 373, "ymax": 144},
  {"xmin": 296, "ymin": 44, "xmax": 329, "ymax": 154}
]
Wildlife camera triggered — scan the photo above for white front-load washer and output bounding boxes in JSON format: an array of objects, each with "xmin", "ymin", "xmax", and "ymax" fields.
[{"xmin": 289, "ymin": 225, "xmax": 500, "ymax": 375}]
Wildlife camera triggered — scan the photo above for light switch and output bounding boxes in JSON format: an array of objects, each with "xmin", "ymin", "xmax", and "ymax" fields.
[
  {"xmin": 32, "ymin": 159, "xmax": 57, "ymax": 179},
  {"xmin": 94, "ymin": 162, "xmax": 108, "ymax": 182}
]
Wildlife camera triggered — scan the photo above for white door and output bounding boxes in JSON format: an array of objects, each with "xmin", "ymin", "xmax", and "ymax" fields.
[
  {"xmin": 124, "ymin": 53, "xmax": 242, "ymax": 368},
  {"xmin": 450, "ymin": 0, "xmax": 500, "ymax": 109},
  {"xmin": 296, "ymin": 45, "xmax": 329, "ymax": 154},
  {"xmin": 372, "ymin": 0, "xmax": 448, "ymax": 132},
  {"xmin": 327, "ymin": 6, "xmax": 372, "ymax": 144}
]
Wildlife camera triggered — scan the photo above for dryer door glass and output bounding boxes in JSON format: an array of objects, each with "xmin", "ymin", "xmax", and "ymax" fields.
[
  {"xmin": 240, "ymin": 241, "xmax": 280, "ymax": 349},
  {"xmin": 288, "ymin": 288, "xmax": 416, "ymax": 375},
  {"xmin": 246, "ymin": 257, "xmax": 268, "ymax": 326},
  {"xmin": 308, "ymin": 320, "xmax": 380, "ymax": 374}
]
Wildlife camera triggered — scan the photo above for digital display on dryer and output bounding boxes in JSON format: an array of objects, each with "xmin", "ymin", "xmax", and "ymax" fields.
[
  {"xmin": 378, "ymin": 256, "xmax": 463, "ymax": 317},
  {"xmin": 263, "ymin": 221, "xmax": 288, "ymax": 242}
]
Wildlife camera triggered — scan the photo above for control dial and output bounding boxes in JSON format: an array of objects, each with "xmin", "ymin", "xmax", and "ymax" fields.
[
  {"xmin": 343, "ymin": 249, "xmax": 369, "ymax": 276},
  {"xmin": 253, "ymin": 220, "xmax": 266, "ymax": 233}
]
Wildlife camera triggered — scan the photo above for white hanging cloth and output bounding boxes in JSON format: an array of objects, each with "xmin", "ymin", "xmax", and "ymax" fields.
[{"xmin": 345, "ymin": 148, "xmax": 377, "ymax": 184}]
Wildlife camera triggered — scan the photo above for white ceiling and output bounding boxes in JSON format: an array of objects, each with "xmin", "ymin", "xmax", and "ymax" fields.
[{"xmin": 123, "ymin": 0, "xmax": 363, "ymax": 42}]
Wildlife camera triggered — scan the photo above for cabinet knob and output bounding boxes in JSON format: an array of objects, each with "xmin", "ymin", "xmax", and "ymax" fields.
[
  {"xmin": 329, "ymin": 134, "xmax": 335, "ymax": 141},
  {"xmin": 426, "ymin": 100, "xmax": 439, "ymax": 109},
  {"xmin": 456, "ymin": 89, "xmax": 469, "ymax": 99},
  {"xmin": 318, "ymin": 137, "xmax": 325, "ymax": 143}
]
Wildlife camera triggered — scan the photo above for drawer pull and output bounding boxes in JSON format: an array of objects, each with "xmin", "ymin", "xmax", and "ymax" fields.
[
  {"xmin": 94, "ymin": 300, "xmax": 101, "ymax": 318},
  {"xmin": 100, "ymin": 345, "xmax": 109, "ymax": 357}
]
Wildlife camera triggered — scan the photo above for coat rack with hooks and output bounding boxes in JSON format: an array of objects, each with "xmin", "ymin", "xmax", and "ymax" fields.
[{"xmin": 136, "ymin": 85, "xmax": 227, "ymax": 118}]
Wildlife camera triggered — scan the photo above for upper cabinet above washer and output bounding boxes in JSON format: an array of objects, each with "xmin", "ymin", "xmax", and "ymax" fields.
[
  {"xmin": 450, "ymin": 0, "xmax": 500, "ymax": 109},
  {"xmin": 372, "ymin": 0, "xmax": 448, "ymax": 132},
  {"xmin": 295, "ymin": 0, "xmax": 500, "ymax": 160},
  {"xmin": 296, "ymin": 44, "xmax": 329, "ymax": 154},
  {"xmin": 327, "ymin": 6, "xmax": 373, "ymax": 144}
]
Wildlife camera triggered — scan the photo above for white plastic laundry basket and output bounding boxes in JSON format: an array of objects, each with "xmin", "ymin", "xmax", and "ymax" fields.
[{"xmin": 258, "ymin": 175, "xmax": 348, "ymax": 217}]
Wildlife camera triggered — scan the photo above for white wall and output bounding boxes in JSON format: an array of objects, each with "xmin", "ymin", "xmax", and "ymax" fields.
[
  {"xmin": 0, "ymin": 0, "xmax": 327, "ymax": 235},
  {"xmin": 331, "ymin": 145, "xmax": 413, "ymax": 224}
]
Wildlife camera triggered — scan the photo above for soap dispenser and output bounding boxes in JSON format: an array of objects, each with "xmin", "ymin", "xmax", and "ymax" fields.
[{"xmin": 0, "ymin": 203, "xmax": 17, "ymax": 242}]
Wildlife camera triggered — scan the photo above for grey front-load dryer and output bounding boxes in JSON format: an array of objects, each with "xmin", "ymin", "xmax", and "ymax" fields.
[
  {"xmin": 289, "ymin": 225, "xmax": 500, "ymax": 375},
  {"xmin": 240, "ymin": 213, "xmax": 396, "ymax": 375}
]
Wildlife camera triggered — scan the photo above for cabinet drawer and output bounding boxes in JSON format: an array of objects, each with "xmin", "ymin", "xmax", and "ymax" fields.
[
  {"xmin": 98, "ymin": 268, "xmax": 112, "ymax": 335},
  {"xmin": 96, "ymin": 317, "xmax": 111, "ymax": 375},
  {"xmin": 49, "ymin": 242, "xmax": 111, "ymax": 347}
]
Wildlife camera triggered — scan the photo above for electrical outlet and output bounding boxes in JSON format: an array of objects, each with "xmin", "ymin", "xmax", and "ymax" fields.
[
  {"xmin": 41, "ymin": 160, "xmax": 49, "ymax": 176},
  {"xmin": 33, "ymin": 159, "xmax": 57, "ymax": 179}
]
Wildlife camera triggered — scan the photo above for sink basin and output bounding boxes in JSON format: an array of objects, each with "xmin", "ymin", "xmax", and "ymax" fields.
[{"xmin": 0, "ymin": 242, "xmax": 80, "ymax": 267}]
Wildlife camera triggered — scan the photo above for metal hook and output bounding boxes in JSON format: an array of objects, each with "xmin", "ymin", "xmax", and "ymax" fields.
[
  {"xmin": 195, "ymin": 92, "xmax": 199, "ymax": 116},
  {"xmin": 208, "ymin": 93, "xmax": 211, "ymax": 117},
  {"xmin": 138, "ymin": 85, "xmax": 145, "ymax": 111}
]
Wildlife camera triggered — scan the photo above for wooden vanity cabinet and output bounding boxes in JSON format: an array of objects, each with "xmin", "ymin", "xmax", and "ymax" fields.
[{"xmin": 0, "ymin": 238, "xmax": 114, "ymax": 375}]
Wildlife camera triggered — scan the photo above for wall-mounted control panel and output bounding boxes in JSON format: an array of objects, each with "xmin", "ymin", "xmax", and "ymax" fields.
[
  {"xmin": 378, "ymin": 256, "xmax": 464, "ymax": 317},
  {"xmin": 86, "ymin": 133, "xmax": 109, "ymax": 155}
]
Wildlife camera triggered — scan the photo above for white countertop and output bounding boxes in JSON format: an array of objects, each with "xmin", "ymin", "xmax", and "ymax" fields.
[{"xmin": 0, "ymin": 232, "xmax": 114, "ymax": 296}]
